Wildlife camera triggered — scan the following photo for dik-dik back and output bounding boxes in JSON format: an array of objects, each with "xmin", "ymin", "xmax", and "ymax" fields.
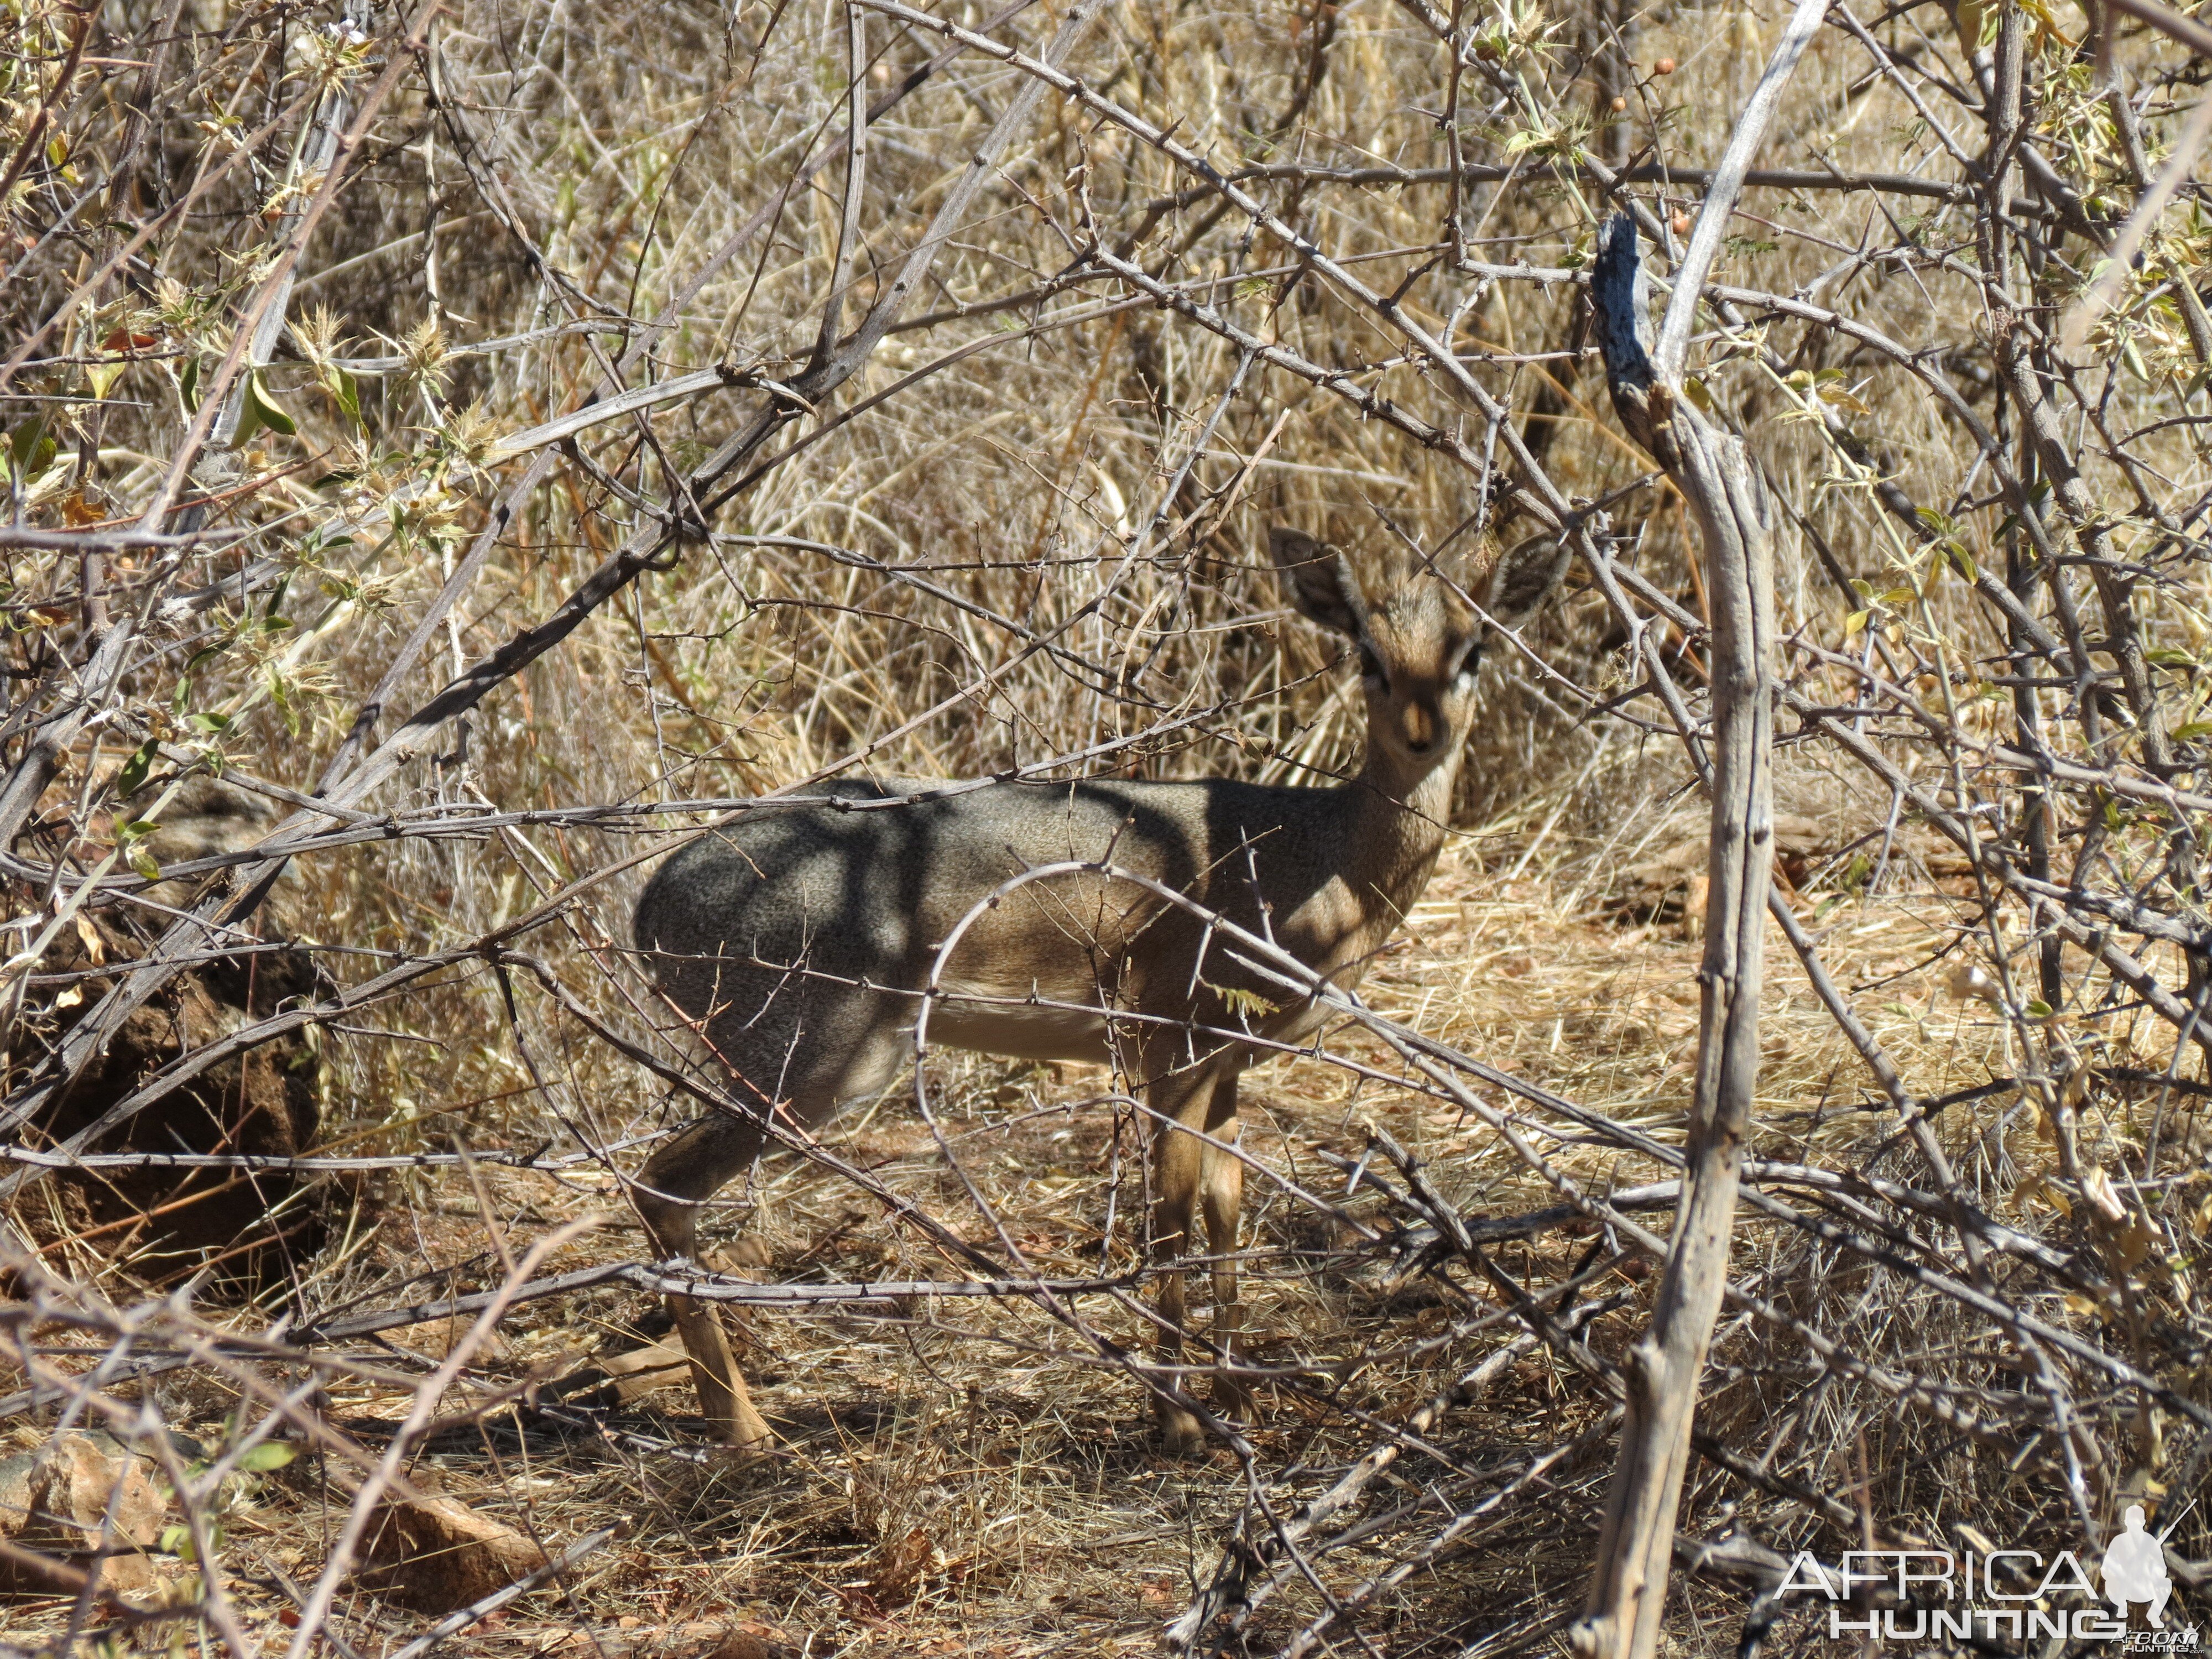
[{"xmin": 634, "ymin": 769, "xmax": 1373, "ymax": 1103}]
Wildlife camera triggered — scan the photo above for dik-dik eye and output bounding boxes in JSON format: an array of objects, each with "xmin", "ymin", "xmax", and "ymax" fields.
[{"xmin": 1357, "ymin": 641, "xmax": 1387, "ymax": 687}]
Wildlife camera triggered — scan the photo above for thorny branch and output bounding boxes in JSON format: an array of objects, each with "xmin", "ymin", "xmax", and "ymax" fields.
[{"xmin": 4, "ymin": 0, "xmax": 2212, "ymax": 1652}]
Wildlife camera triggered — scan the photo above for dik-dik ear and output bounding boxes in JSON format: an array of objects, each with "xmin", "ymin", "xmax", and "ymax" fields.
[
  {"xmin": 1269, "ymin": 526, "xmax": 1370, "ymax": 640},
  {"xmin": 1483, "ymin": 534, "xmax": 1570, "ymax": 629}
]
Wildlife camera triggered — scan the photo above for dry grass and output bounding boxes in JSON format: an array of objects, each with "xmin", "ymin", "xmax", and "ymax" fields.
[
  {"xmin": 7, "ymin": 0, "xmax": 2212, "ymax": 1650},
  {"xmin": 10, "ymin": 772, "xmax": 2192, "ymax": 1655}
]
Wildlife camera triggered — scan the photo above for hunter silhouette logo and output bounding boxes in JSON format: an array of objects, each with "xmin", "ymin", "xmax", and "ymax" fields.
[{"xmin": 2103, "ymin": 1506, "xmax": 2177, "ymax": 1629}]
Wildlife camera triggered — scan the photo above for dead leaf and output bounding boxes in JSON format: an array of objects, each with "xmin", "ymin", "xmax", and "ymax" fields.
[
  {"xmin": 1945, "ymin": 961, "xmax": 2002, "ymax": 1007},
  {"xmin": 353, "ymin": 1491, "xmax": 549, "ymax": 1612},
  {"xmin": 600, "ymin": 1340, "xmax": 691, "ymax": 1403},
  {"xmin": 0, "ymin": 1432, "xmax": 165, "ymax": 1594},
  {"xmin": 2081, "ymin": 1166, "xmax": 2128, "ymax": 1227},
  {"xmin": 2118, "ymin": 1220, "xmax": 2157, "ymax": 1271}
]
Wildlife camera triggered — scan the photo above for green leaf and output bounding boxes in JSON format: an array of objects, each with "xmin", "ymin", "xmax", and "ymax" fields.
[
  {"xmin": 174, "ymin": 643, "xmax": 229, "ymax": 716},
  {"xmin": 115, "ymin": 739, "xmax": 159, "ymax": 799},
  {"xmin": 331, "ymin": 367, "xmax": 363, "ymax": 428},
  {"xmin": 185, "ymin": 711, "xmax": 231, "ymax": 735},
  {"xmin": 157, "ymin": 1524, "xmax": 194, "ymax": 1560},
  {"xmin": 249, "ymin": 371, "xmax": 296, "ymax": 434},
  {"xmin": 2145, "ymin": 648, "xmax": 2197, "ymax": 667},
  {"xmin": 236, "ymin": 1441, "xmax": 295, "ymax": 1472},
  {"xmin": 2024, "ymin": 999, "xmax": 2053, "ymax": 1019},
  {"xmin": 180, "ymin": 354, "xmax": 201, "ymax": 413},
  {"xmin": 2173, "ymin": 721, "xmax": 2212, "ymax": 742},
  {"xmin": 1213, "ymin": 985, "xmax": 1279, "ymax": 1019},
  {"xmin": 9, "ymin": 413, "xmax": 53, "ymax": 479}
]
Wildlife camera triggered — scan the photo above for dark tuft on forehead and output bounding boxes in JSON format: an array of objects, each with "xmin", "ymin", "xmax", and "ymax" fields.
[{"xmin": 1364, "ymin": 549, "xmax": 1474, "ymax": 638}]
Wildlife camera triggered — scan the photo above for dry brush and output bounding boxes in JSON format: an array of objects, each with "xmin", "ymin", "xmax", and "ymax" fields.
[{"xmin": 2, "ymin": 0, "xmax": 2211, "ymax": 1651}]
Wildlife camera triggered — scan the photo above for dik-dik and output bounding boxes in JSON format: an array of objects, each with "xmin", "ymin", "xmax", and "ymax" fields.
[{"xmin": 631, "ymin": 526, "xmax": 1568, "ymax": 1451}]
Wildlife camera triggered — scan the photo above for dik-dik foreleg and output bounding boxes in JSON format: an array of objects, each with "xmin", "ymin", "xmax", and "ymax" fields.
[
  {"xmin": 633, "ymin": 1114, "xmax": 774, "ymax": 1450},
  {"xmin": 1150, "ymin": 1055, "xmax": 1248, "ymax": 1453}
]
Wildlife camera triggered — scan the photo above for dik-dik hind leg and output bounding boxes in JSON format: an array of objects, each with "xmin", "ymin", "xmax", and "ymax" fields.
[
  {"xmin": 634, "ymin": 1114, "xmax": 774, "ymax": 1450},
  {"xmin": 1149, "ymin": 1056, "xmax": 1241, "ymax": 1453},
  {"xmin": 1199, "ymin": 1068, "xmax": 1249, "ymax": 1417}
]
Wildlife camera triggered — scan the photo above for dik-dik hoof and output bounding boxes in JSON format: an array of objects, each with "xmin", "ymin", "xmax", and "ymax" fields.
[
  {"xmin": 666, "ymin": 1300, "xmax": 775, "ymax": 1451},
  {"xmin": 695, "ymin": 1387, "xmax": 777, "ymax": 1451}
]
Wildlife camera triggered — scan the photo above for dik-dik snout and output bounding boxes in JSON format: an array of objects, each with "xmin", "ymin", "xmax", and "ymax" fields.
[
  {"xmin": 1374, "ymin": 643, "xmax": 1475, "ymax": 764},
  {"xmin": 633, "ymin": 523, "xmax": 1568, "ymax": 1455}
]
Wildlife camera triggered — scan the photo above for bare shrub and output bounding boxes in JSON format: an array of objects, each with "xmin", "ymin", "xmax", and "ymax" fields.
[{"xmin": 2, "ymin": 0, "xmax": 2210, "ymax": 1651}]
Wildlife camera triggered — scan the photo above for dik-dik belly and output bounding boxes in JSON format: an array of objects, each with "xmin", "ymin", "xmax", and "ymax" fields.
[{"xmin": 925, "ymin": 989, "xmax": 1118, "ymax": 1064}]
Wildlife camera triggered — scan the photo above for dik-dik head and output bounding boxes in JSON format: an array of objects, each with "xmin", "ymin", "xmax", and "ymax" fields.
[{"xmin": 1269, "ymin": 526, "xmax": 1568, "ymax": 775}]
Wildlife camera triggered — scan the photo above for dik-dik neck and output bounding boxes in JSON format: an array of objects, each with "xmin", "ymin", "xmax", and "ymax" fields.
[{"xmin": 1339, "ymin": 739, "xmax": 1461, "ymax": 933}]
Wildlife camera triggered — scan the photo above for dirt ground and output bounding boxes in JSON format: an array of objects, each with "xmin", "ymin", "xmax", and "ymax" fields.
[{"xmin": 6, "ymin": 810, "xmax": 2160, "ymax": 1657}]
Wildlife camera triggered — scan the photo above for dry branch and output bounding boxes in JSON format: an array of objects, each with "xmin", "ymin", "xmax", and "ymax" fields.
[
  {"xmin": 1573, "ymin": 212, "xmax": 1780, "ymax": 1659},
  {"xmin": 5, "ymin": 0, "xmax": 2212, "ymax": 1650}
]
